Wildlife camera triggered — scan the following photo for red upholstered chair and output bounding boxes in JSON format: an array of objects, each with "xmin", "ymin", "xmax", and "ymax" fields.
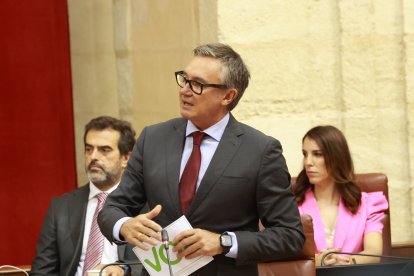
[{"xmin": 258, "ymin": 214, "xmax": 316, "ymax": 276}]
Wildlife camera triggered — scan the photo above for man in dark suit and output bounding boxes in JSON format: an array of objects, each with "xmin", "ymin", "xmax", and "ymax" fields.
[
  {"xmin": 31, "ymin": 116, "xmax": 140, "ymax": 276},
  {"xmin": 98, "ymin": 43, "xmax": 305, "ymax": 275}
]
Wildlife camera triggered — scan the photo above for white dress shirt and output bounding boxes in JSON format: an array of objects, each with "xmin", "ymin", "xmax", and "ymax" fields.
[{"xmin": 75, "ymin": 182, "xmax": 119, "ymax": 276}]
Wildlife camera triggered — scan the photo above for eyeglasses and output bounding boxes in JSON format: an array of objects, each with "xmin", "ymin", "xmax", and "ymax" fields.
[{"xmin": 175, "ymin": 71, "xmax": 228, "ymax": 95}]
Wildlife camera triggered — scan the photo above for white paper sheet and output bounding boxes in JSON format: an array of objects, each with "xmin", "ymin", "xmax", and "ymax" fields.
[{"xmin": 132, "ymin": 216, "xmax": 214, "ymax": 276}]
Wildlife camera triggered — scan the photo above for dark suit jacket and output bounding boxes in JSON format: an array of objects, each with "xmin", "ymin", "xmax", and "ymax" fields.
[
  {"xmin": 98, "ymin": 114, "xmax": 304, "ymax": 276},
  {"xmin": 31, "ymin": 184, "xmax": 140, "ymax": 276}
]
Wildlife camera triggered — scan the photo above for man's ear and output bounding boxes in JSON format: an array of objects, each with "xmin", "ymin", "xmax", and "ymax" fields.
[
  {"xmin": 121, "ymin": 151, "xmax": 131, "ymax": 168},
  {"xmin": 222, "ymin": 88, "xmax": 238, "ymax": 107}
]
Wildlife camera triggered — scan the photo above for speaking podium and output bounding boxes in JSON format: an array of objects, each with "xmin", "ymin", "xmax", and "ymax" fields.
[{"xmin": 317, "ymin": 260, "xmax": 414, "ymax": 276}]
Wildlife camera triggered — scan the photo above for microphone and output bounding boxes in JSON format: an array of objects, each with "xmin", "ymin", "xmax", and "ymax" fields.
[
  {"xmin": 98, "ymin": 260, "xmax": 142, "ymax": 276},
  {"xmin": 161, "ymin": 229, "xmax": 174, "ymax": 276},
  {"xmin": 162, "ymin": 229, "xmax": 169, "ymax": 249},
  {"xmin": 321, "ymin": 251, "xmax": 414, "ymax": 267}
]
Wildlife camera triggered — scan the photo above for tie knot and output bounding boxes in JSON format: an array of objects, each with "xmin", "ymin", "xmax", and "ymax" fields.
[
  {"xmin": 191, "ymin": 131, "xmax": 205, "ymax": 146},
  {"xmin": 96, "ymin": 192, "xmax": 108, "ymax": 203}
]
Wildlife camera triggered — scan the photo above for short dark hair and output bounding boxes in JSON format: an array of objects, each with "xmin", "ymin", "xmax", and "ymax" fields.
[
  {"xmin": 193, "ymin": 43, "xmax": 250, "ymax": 111},
  {"xmin": 83, "ymin": 116, "xmax": 136, "ymax": 156},
  {"xmin": 294, "ymin": 125, "xmax": 361, "ymax": 214}
]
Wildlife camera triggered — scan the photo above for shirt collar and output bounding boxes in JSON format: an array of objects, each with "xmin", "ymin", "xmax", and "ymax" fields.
[
  {"xmin": 186, "ymin": 113, "xmax": 230, "ymax": 142},
  {"xmin": 88, "ymin": 182, "xmax": 119, "ymax": 200}
]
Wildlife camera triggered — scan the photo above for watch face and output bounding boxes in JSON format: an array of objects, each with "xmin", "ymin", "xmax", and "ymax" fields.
[{"xmin": 221, "ymin": 235, "xmax": 232, "ymax": 247}]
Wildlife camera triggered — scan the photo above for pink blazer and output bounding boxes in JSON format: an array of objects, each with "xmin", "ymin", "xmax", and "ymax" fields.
[{"xmin": 298, "ymin": 189, "xmax": 388, "ymax": 253}]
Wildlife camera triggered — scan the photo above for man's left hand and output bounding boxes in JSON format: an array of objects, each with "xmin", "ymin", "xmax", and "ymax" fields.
[{"xmin": 172, "ymin": 229, "xmax": 222, "ymax": 259}]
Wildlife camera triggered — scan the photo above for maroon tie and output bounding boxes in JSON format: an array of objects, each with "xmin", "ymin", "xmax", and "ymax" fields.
[
  {"xmin": 179, "ymin": 131, "xmax": 205, "ymax": 214},
  {"xmin": 83, "ymin": 192, "xmax": 108, "ymax": 275}
]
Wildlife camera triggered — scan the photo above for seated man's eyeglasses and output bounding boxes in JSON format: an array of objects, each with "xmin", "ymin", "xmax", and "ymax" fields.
[{"xmin": 175, "ymin": 71, "xmax": 228, "ymax": 95}]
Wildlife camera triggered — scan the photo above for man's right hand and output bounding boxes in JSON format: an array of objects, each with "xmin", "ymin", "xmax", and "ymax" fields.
[{"xmin": 120, "ymin": 204, "xmax": 163, "ymax": 250}]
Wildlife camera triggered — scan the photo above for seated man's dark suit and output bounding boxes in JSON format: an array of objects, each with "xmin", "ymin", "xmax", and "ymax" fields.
[{"xmin": 31, "ymin": 184, "xmax": 141, "ymax": 276}]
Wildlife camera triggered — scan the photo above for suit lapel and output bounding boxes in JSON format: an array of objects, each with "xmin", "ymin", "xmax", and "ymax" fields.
[
  {"xmin": 166, "ymin": 119, "xmax": 187, "ymax": 217},
  {"xmin": 301, "ymin": 189, "xmax": 328, "ymax": 252},
  {"xmin": 187, "ymin": 115, "xmax": 243, "ymax": 217},
  {"xmin": 333, "ymin": 198, "xmax": 352, "ymax": 250},
  {"xmin": 68, "ymin": 185, "xmax": 89, "ymax": 270}
]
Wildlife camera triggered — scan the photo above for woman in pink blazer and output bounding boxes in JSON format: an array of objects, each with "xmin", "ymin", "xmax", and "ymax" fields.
[{"xmin": 293, "ymin": 125, "xmax": 388, "ymax": 266}]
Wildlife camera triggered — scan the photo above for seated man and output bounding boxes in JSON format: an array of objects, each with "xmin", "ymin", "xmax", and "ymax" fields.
[{"xmin": 31, "ymin": 116, "xmax": 140, "ymax": 276}]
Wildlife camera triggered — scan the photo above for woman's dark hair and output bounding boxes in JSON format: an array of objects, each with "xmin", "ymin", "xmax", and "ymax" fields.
[
  {"xmin": 83, "ymin": 116, "xmax": 136, "ymax": 156},
  {"xmin": 294, "ymin": 125, "xmax": 361, "ymax": 214}
]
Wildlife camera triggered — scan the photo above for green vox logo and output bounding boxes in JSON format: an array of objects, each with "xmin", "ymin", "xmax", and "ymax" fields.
[{"xmin": 144, "ymin": 242, "xmax": 182, "ymax": 272}]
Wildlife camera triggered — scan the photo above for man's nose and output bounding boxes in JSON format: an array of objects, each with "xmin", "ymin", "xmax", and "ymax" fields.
[{"xmin": 180, "ymin": 81, "xmax": 193, "ymax": 95}]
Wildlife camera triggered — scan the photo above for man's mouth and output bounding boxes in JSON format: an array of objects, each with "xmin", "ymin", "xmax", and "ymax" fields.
[
  {"xmin": 182, "ymin": 99, "xmax": 193, "ymax": 106},
  {"xmin": 88, "ymin": 163, "xmax": 103, "ymax": 171}
]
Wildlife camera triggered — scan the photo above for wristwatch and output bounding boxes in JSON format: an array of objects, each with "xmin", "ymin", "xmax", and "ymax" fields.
[{"xmin": 220, "ymin": 232, "xmax": 232, "ymax": 255}]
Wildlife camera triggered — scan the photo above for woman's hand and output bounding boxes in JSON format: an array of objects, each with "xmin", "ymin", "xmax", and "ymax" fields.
[{"xmin": 316, "ymin": 248, "xmax": 346, "ymax": 266}]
